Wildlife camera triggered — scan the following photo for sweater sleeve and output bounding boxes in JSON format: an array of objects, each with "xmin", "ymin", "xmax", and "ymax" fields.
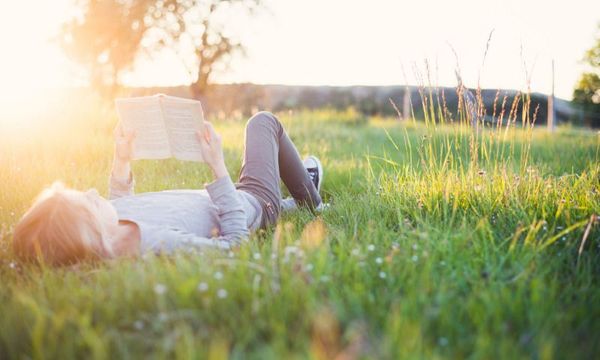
[
  {"xmin": 108, "ymin": 172, "xmax": 135, "ymax": 200},
  {"xmin": 204, "ymin": 176, "xmax": 250, "ymax": 246},
  {"xmin": 141, "ymin": 227, "xmax": 243, "ymax": 253}
]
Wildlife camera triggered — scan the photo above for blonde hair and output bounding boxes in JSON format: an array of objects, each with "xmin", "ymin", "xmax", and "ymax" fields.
[{"xmin": 12, "ymin": 182, "xmax": 110, "ymax": 266}]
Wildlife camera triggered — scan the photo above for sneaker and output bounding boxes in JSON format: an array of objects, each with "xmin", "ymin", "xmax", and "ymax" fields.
[{"xmin": 303, "ymin": 156, "xmax": 323, "ymax": 193}]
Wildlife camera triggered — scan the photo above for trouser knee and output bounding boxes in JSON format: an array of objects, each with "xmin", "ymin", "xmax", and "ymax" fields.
[{"xmin": 246, "ymin": 111, "xmax": 281, "ymax": 133}]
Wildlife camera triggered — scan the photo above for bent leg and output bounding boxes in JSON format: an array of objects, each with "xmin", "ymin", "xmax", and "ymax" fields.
[
  {"xmin": 276, "ymin": 120, "xmax": 322, "ymax": 209},
  {"xmin": 236, "ymin": 112, "xmax": 321, "ymax": 228}
]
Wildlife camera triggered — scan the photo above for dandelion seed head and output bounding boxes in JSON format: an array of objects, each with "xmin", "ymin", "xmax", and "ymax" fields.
[
  {"xmin": 412, "ymin": 243, "xmax": 418, "ymax": 251},
  {"xmin": 367, "ymin": 244, "xmax": 375, "ymax": 252},
  {"xmin": 412, "ymin": 255, "xmax": 419, "ymax": 262},
  {"xmin": 379, "ymin": 271, "xmax": 387, "ymax": 279},
  {"xmin": 438, "ymin": 337, "xmax": 449, "ymax": 346},
  {"xmin": 305, "ymin": 263, "xmax": 314, "ymax": 272},
  {"xmin": 375, "ymin": 257, "xmax": 383, "ymax": 264},
  {"xmin": 214, "ymin": 271, "xmax": 223, "ymax": 280},
  {"xmin": 320, "ymin": 275, "xmax": 330, "ymax": 282},
  {"xmin": 351, "ymin": 248, "xmax": 360, "ymax": 256},
  {"xmin": 253, "ymin": 253, "xmax": 261, "ymax": 260}
]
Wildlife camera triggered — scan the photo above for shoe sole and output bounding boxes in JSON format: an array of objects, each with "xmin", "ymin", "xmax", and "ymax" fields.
[{"xmin": 307, "ymin": 155, "xmax": 323, "ymax": 192}]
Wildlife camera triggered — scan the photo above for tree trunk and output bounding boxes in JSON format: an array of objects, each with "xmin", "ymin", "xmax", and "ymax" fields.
[{"xmin": 191, "ymin": 65, "xmax": 211, "ymax": 99}]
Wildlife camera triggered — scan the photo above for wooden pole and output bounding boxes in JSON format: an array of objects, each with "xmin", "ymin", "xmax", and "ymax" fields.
[
  {"xmin": 548, "ymin": 59, "xmax": 556, "ymax": 132},
  {"xmin": 402, "ymin": 87, "xmax": 411, "ymax": 121}
]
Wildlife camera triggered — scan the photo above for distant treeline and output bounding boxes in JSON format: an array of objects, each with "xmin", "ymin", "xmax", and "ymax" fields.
[{"xmin": 129, "ymin": 84, "xmax": 600, "ymax": 127}]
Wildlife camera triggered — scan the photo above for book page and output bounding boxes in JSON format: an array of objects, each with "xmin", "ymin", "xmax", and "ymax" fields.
[
  {"xmin": 115, "ymin": 96, "xmax": 171, "ymax": 160},
  {"xmin": 161, "ymin": 95, "xmax": 205, "ymax": 162}
]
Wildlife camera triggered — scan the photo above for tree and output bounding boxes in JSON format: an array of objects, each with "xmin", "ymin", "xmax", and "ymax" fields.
[
  {"xmin": 61, "ymin": 0, "xmax": 150, "ymax": 95},
  {"xmin": 61, "ymin": 0, "xmax": 261, "ymax": 97},
  {"xmin": 572, "ymin": 23, "xmax": 600, "ymax": 127}
]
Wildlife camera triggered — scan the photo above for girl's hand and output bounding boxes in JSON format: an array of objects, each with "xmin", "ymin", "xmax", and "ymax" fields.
[
  {"xmin": 197, "ymin": 121, "xmax": 228, "ymax": 179},
  {"xmin": 113, "ymin": 123, "xmax": 136, "ymax": 164}
]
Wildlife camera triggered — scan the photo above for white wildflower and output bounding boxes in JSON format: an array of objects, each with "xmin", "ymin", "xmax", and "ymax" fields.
[
  {"xmin": 214, "ymin": 271, "xmax": 223, "ymax": 280},
  {"xmin": 217, "ymin": 289, "xmax": 228, "ymax": 299},
  {"xmin": 158, "ymin": 312, "xmax": 168, "ymax": 322},
  {"xmin": 197, "ymin": 282, "xmax": 209, "ymax": 292},
  {"xmin": 153, "ymin": 283, "xmax": 167, "ymax": 295},
  {"xmin": 133, "ymin": 320, "xmax": 144, "ymax": 330},
  {"xmin": 367, "ymin": 244, "xmax": 375, "ymax": 252}
]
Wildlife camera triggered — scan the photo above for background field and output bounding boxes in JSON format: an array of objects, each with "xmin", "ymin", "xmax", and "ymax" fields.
[{"xmin": 0, "ymin": 93, "xmax": 599, "ymax": 359}]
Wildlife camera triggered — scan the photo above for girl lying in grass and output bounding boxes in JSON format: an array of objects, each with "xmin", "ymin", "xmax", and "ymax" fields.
[{"xmin": 13, "ymin": 112, "xmax": 324, "ymax": 266}]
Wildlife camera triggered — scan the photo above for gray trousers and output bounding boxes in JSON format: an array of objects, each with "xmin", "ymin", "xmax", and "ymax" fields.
[{"xmin": 235, "ymin": 112, "xmax": 322, "ymax": 229}]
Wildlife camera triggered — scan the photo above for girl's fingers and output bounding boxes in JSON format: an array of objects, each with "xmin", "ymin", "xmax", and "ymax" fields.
[
  {"xmin": 204, "ymin": 121, "xmax": 217, "ymax": 136},
  {"xmin": 114, "ymin": 123, "xmax": 125, "ymax": 137},
  {"xmin": 125, "ymin": 130, "xmax": 136, "ymax": 142}
]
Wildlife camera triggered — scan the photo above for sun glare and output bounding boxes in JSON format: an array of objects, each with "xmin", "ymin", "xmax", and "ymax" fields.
[
  {"xmin": 0, "ymin": 0, "xmax": 599, "ymax": 121},
  {"xmin": 0, "ymin": 1, "xmax": 73, "ymax": 127}
]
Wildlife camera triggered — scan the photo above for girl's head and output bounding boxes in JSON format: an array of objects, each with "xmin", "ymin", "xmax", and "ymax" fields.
[{"xmin": 12, "ymin": 182, "xmax": 119, "ymax": 266}]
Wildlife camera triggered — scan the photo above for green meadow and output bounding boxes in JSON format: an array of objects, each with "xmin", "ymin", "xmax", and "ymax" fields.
[{"xmin": 0, "ymin": 93, "xmax": 599, "ymax": 359}]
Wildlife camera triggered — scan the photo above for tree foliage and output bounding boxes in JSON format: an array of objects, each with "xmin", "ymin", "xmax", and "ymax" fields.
[
  {"xmin": 61, "ymin": 0, "xmax": 261, "ymax": 97},
  {"xmin": 573, "ymin": 73, "xmax": 600, "ymax": 105},
  {"xmin": 572, "ymin": 23, "xmax": 600, "ymax": 126},
  {"xmin": 61, "ymin": 0, "xmax": 149, "ymax": 93},
  {"xmin": 583, "ymin": 25, "xmax": 600, "ymax": 69}
]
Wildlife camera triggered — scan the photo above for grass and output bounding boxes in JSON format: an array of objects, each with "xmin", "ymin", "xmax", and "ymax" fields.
[{"xmin": 0, "ymin": 91, "xmax": 599, "ymax": 359}]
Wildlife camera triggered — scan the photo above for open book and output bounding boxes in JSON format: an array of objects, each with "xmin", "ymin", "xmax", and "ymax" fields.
[{"xmin": 115, "ymin": 94, "xmax": 205, "ymax": 162}]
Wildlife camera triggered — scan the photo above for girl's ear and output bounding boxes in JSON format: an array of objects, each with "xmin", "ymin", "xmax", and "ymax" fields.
[{"xmin": 99, "ymin": 235, "xmax": 115, "ymax": 258}]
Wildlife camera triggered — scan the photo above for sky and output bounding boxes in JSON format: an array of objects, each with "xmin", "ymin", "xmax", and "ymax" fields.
[{"xmin": 0, "ymin": 0, "xmax": 599, "ymax": 101}]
